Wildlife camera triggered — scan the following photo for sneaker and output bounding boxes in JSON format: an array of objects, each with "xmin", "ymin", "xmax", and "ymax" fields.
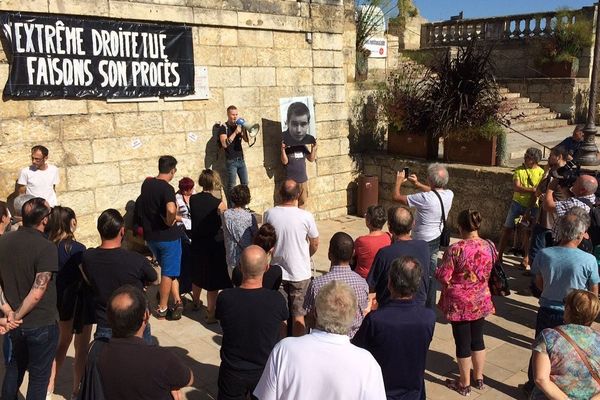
[
  {"xmin": 155, "ymin": 307, "xmax": 168, "ymax": 319},
  {"xmin": 168, "ymin": 302, "xmax": 184, "ymax": 321}
]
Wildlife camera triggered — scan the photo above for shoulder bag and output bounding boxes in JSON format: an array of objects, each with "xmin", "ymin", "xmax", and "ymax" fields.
[
  {"xmin": 485, "ymin": 239, "xmax": 510, "ymax": 296},
  {"xmin": 432, "ymin": 190, "xmax": 450, "ymax": 247}
]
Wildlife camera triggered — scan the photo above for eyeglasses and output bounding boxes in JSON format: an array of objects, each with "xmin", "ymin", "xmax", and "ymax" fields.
[{"xmin": 43, "ymin": 207, "xmax": 54, "ymax": 219}]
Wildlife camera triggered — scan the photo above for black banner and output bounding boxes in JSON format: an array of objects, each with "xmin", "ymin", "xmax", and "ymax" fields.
[{"xmin": 0, "ymin": 12, "xmax": 194, "ymax": 99}]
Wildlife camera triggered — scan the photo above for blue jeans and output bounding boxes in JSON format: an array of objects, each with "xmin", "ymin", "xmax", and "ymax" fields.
[
  {"xmin": 2, "ymin": 323, "xmax": 59, "ymax": 400},
  {"xmin": 225, "ymin": 157, "xmax": 249, "ymax": 208},
  {"xmin": 425, "ymin": 236, "xmax": 441, "ymax": 309},
  {"xmin": 529, "ymin": 223, "xmax": 553, "ymax": 265},
  {"xmin": 94, "ymin": 323, "xmax": 153, "ymax": 345},
  {"xmin": 525, "ymin": 307, "xmax": 565, "ymax": 389}
]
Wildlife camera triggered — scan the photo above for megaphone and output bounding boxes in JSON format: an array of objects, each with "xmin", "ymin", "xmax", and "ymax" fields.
[{"xmin": 236, "ymin": 118, "xmax": 260, "ymax": 138}]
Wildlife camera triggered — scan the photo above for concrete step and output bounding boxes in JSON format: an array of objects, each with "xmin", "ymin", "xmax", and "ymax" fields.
[
  {"xmin": 502, "ymin": 96, "xmax": 534, "ymax": 104},
  {"xmin": 501, "ymin": 92, "xmax": 521, "ymax": 99},
  {"xmin": 505, "ymin": 101, "xmax": 541, "ymax": 109},
  {"xmin": 510, "ymin": 112, "xmax": 560, "ymax": 123},
  {"xmin": 508, "ymin": 118, "xmax": 568, "ymax": 132},
  {"xmin": 508, "ymin": 107, "xmax": 552, "ymax": 117},
  {"xmin": 499, "ymin": 87, "xmax": 510, "ymax": 94}
]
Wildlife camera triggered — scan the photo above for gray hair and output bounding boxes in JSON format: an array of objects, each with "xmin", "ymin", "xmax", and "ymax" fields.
[
  {"xmin": 427, "ymin": 163, "xmax": 449, "ymax": 188},
  {"xmin": 13, "ymin": 194, "xmax": 35, "ymax": 217},
  {"xmin": 388, "ymin": 256, "xmax": 422, "ymax": 298},
  {"xmin": 525, "ymin": 147, "xmax": 542, "ymax": 164},
  {"xmin": 556, "ymin": 207, "xmax": 590, "ymax": 242},
  {"xmin": 314, "ymin": 280, "xmax": 357, "ymax": 336}
]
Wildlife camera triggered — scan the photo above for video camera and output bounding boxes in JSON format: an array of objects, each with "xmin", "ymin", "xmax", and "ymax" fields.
[{"xmin": 552, "ymin": 160, "xmax": 580, "ymax": 188}]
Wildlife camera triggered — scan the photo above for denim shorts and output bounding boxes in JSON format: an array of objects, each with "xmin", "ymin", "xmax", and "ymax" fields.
[
  {"xmin": 147, "ymin": 238, "xmax": 182, "ymax": 278},
  {"xmin": 503, "ymin": 200, "xmax": 538, "ymax": 229}
]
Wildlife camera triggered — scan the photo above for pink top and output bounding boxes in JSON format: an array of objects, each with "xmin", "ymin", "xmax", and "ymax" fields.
[
  {"xmin": 354, "ymin": 233, "xmax": 392, "ymax": 279},
  {"xmin": 435, "ymin": 238, "xmax": 496, "ymax": 322}
]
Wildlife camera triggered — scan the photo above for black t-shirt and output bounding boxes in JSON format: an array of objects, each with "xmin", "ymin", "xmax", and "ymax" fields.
[
  {"xmin": 215, "ymin": 287, "xmax": 288, "ymax": 371},
  {"xmin": 98, "ymin": 336, "xmax": 191, "ymax": 400},
  {"xmin": 137, "ymin": 178, "xmax": 180, "ymax": 242},
  {"xmin": 282, "ymin": 129, "xmax": 316, "ymax": 147},
  {"xmin": 0, "ymin": 228, "xmax": 58, "ymax": 328},
  {"xmin": 219, "ymin": 123, "xmax": 244, "ymax": 160},
  {"xmin": 82, "ymin": 248, "xmax": 157, "ymax": 327},
  {"xmin": 231, "ymin": 264, "xmax": 283, "ymax": 291},
  {"xmin": 285, "ymin": 145, "xmax": 309, "ymax": 183},
  {"xmin": 367, "ymin": 240, "xmax": 430, "ymax": 306}
]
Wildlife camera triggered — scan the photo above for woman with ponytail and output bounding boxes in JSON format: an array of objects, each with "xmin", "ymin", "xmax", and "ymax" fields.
[{"xmin": 435, "ymin": 209, "xmax": 496, "ymax": 396}]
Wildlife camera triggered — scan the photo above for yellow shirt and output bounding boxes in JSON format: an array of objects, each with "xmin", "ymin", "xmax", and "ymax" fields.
[{"xmin": 512, "ymin": 165, "xmax": 544, "ymax": 207}]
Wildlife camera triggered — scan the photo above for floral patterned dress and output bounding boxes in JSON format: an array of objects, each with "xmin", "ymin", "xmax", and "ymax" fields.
[
  {"xmin": 532, "ymin": 324, "xmax": 600, "ymax": 400},
  {"xmin": 435, "ymin": 238, "xmax": 496, "ymax": 322}
]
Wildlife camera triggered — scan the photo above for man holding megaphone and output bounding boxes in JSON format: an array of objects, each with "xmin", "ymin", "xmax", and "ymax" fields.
[{"xmin": 219, "ymin": 105, "xmax": 250, "ymax": 208}]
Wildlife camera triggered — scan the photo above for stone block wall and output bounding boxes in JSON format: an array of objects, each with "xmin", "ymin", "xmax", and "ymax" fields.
[
  {"xmin": 0, "ymin": 0, "xmax": 357, "ymax": 245},
  {"xmin": 363, "ymin": 155, "xmax": 514, "ymax": 241}
]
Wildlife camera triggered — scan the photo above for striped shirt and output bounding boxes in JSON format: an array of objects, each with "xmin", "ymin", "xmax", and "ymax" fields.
[{"xmin": 303, "ymin": 266, "xmax": 369, "ymax": 338}]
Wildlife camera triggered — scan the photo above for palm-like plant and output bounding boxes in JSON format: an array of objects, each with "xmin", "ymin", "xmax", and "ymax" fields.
[{"xmin": 355, "ymin": 0, "xmax": 395, "ymax": 53}]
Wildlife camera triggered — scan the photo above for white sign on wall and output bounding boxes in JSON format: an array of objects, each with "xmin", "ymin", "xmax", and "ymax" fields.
[{"xmin": 365, "ymin": 37, "xmax": 388, "ymax": 58}]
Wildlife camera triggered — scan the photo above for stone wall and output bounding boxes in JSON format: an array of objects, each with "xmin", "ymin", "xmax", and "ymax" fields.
[
  {"xmin": 362, "ymin": 154, "xmax": 514, "ymax": 241},
  {"xmin": 0, "ymin": 0, "xmax": 356, "ymax": 245}
]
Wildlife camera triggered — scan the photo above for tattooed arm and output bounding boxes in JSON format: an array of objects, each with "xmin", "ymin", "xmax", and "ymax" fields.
[{"xmin": 13, "ymin": 272, "xmax": 52, "ymax": 321}]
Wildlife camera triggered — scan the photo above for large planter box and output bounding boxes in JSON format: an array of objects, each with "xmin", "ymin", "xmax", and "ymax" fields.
[
  {"xmin": 387, "ymin": 128, "xmax": 438, "ymax": 159},
  {"xmin": 444, "ymin": 136, "xmax": 498, "ymax": 166},
  {"xmin": 539, "ymin": 58, "xmax": 579, "ymax": 78}
]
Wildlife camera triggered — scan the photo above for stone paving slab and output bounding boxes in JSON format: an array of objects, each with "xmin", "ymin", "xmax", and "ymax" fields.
[{"xmin": 0, "ymin": 216, "xmax": 570, "ymax": 399}]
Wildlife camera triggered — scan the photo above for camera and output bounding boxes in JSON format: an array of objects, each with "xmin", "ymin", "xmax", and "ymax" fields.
[
  {"xmin": 552, "ymin": 160, "xmax": 580, "ymax": 188},
  {"xmin": 403, "ymin": 167, "xmax": 410, "ymax": 177}
]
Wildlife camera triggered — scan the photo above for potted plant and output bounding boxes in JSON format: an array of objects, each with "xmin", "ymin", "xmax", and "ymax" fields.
[
  {"xmin": 537, "ymin": 10, "xmax": 593, "ymax": 78},
  {"xmin": 378, "ymin": 65, "xmax": 439, "ymax": 159},
  {"xmin": 427, "ymin": 44, "xmax": 507, "ymax": 166}
]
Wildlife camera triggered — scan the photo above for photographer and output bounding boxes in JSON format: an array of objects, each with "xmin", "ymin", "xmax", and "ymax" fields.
[
  {"xmin": 544, "ymin": 172, "xmax": 597, "ymax": 223},
  {"xmin": 528, "ymin": 146, "xmax": 568, "ymax": 269}
]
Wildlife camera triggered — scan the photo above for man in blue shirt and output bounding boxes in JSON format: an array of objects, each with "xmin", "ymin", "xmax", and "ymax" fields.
[
  {"xmin": 367, "ymin": 205, "xmax": 430, "ymax": 307},
  {"xmin": 353, "ymin": 256, "xmax": 435, "ymax": 400},
  {"xmin": 522, "ymin": 207, "xmax": 600, "ymax": 395}
]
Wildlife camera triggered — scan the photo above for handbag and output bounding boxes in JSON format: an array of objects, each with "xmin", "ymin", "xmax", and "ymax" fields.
[
  {"xmin": 485, "ymin": 240, "xmax": 510, "ymax": 296},
  {"xmin": 432, "ymin": 190, "xmax": 451, "ymax": 247},
  {"xmin": 555, "ymin": 326, "xmax": 600, "ymax": 386}
]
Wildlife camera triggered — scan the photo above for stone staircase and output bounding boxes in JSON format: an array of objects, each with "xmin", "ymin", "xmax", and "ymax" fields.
[{"xmin": 500, "ymin": 87, "xmax": 568, "ymax": 132}]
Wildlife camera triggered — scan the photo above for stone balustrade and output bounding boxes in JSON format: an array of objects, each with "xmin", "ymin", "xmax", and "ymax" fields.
[{"xmin": 420, "ymin": 7, "xmax": 594, "ymax": 47}]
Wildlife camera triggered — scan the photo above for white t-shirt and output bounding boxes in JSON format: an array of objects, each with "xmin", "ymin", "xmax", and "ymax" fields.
[
  {"xmin": 17, "ymin": 164, "xmax": 59, "ymax": 207},
  {"xmin": 407, "ymin": 189, "xmax": 454, "ymax": 242},
  {"xmin": 264, "ymin": 206, "xmax": 319, "ymax": 282},
  {"xmin": 254, "ymin": 329, "xmax": 386, "ymax": 400}
]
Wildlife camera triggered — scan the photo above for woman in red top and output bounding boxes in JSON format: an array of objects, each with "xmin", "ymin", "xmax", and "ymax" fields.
[{"xmin": 354, "ymin": 205, "xmax": 392, "ymax": 279}]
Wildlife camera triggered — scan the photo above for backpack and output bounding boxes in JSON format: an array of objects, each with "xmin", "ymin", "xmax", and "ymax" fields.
[{"xmin": 574, "ymin": 197, "xmax": 600, "ymax": 247}]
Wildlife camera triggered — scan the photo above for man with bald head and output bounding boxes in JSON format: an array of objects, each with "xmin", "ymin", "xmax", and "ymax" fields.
[
  {"xmin": 264, "ymin": 179, "xmax": 319, "ymax": 336},
  {"xmin": 96, "ymin": 285, "xmax": 193, "ymax": 399},
  {"xmin": 215, "ymin": 246, "xmax": 289, "ymax": 400},
  {"xmin": 367, "ymin": 205, "xmax": 430, "ymax": 308}
]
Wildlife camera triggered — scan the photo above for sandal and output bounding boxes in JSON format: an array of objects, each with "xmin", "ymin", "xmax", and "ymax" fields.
[
  {"xmin": 445, "ymin": 379, "xmax": 471, "ymax": 396},
  {"xmin": 192, "ymin": 300, "xmax": 204, "ymax": 311},
  {"xmin": 473, "ymin": 379, "xmax": 485, "ymax": 390}
]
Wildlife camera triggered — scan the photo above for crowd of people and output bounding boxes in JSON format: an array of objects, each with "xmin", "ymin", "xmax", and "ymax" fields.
[{"xmin": 0, "ymin": 121, "xmax": 599, "ymax": 400}]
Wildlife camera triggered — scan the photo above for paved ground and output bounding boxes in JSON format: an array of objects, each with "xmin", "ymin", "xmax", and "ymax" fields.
[{"xmin": 0, "ymin": 216, "xmax": 570, "ymax": 399}]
